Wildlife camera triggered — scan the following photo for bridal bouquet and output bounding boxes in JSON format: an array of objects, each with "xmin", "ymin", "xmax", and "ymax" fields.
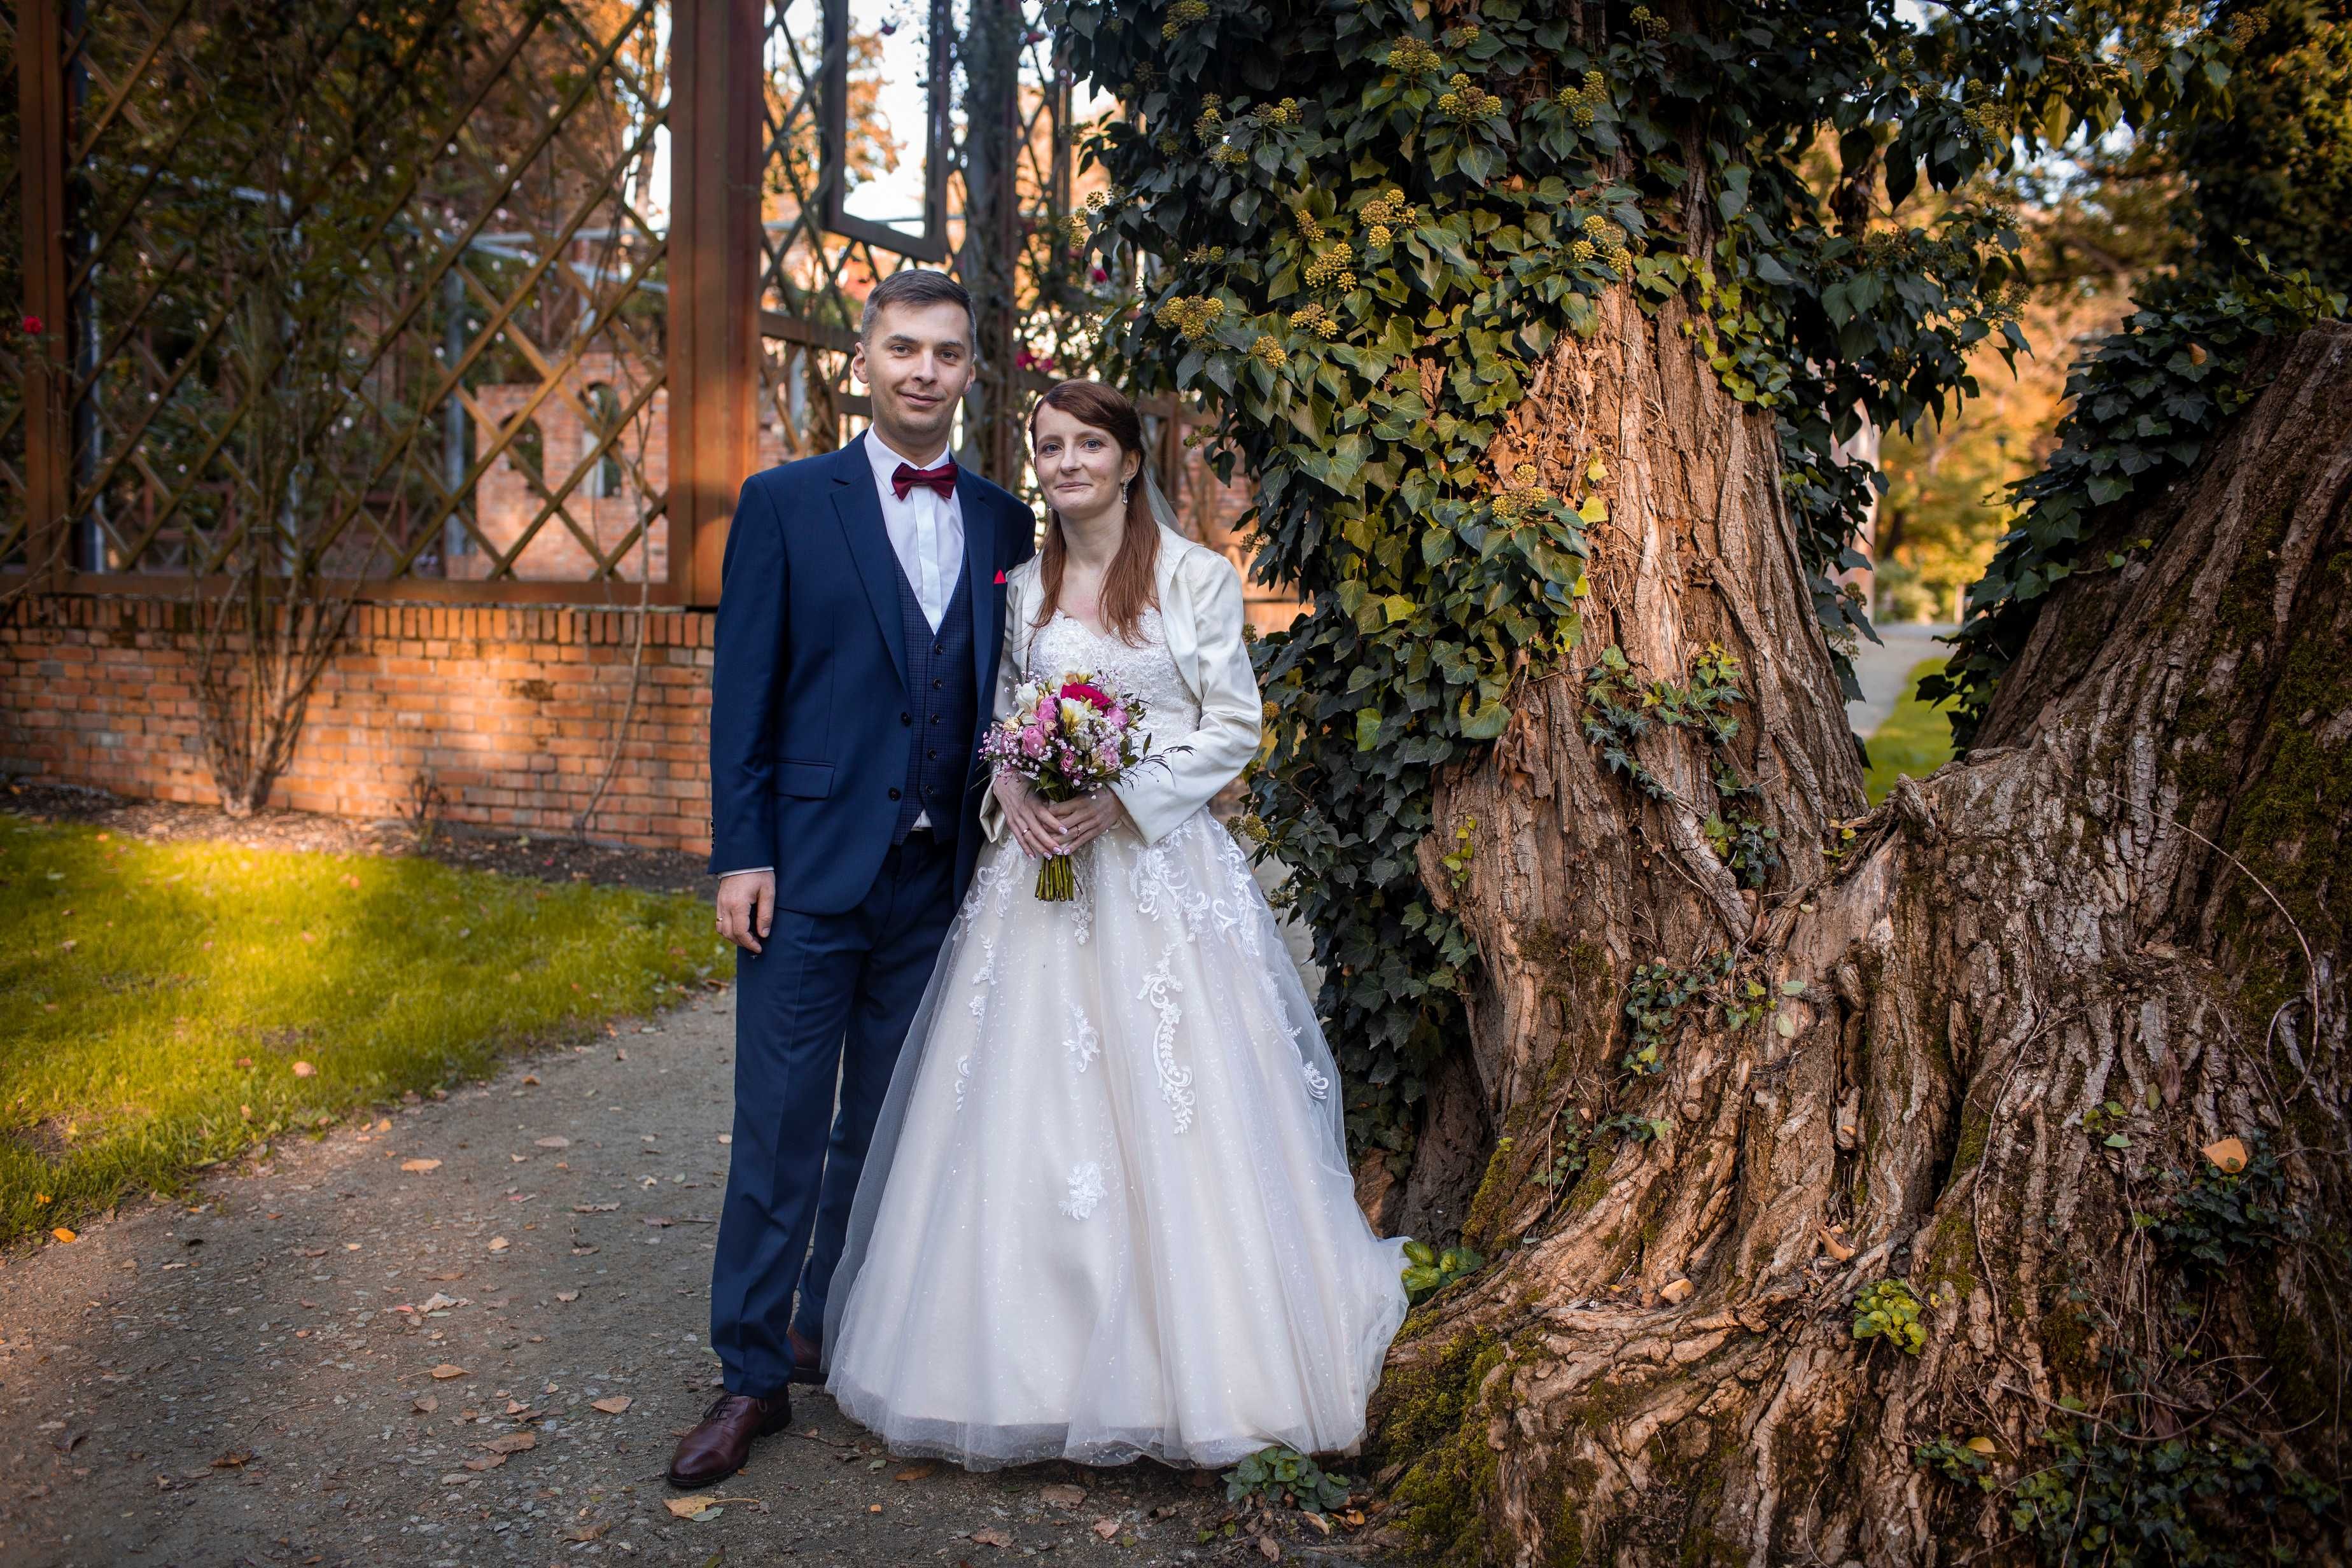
[{"xmin": 981, "ymin": 670, "xmax": 1159, "ymax": 902}]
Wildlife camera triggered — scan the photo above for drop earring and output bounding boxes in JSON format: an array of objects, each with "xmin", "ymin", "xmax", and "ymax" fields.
[{"xmin": 1119, "ymin": 477, "xmax": 1132, "ymax": 507}]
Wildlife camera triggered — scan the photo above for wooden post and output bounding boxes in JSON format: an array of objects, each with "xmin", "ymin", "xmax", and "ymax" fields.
[
  {"xmin": 17, "ymin": 0, "xmax": 73, "ymax": 585},
  {"xmin": 668, "ymin": 0, "xmax": 766, "ymax": 607}
]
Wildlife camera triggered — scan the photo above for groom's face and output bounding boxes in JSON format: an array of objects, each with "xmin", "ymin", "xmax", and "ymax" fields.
[{"xmin": 852, "ymin": 300, "xmax": 975, "ymax": 454}]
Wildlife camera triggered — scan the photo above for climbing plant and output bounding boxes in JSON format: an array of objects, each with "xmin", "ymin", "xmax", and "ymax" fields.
[{"xmin": 1055, "ymin": 0, "xmax": 2232, "ymax": 1150}]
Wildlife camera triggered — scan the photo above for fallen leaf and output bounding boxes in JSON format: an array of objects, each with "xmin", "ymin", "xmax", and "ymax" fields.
[
  {"xmin": 291, "ymin": 1061, "xmax": 315, "ymax": 1077},
  {"xmin": 1305, "ymin": 1511, "xmax": 1333, "ymax": 1536},
  {"xmin": 417, "ymin": 1292, "xmax": 460, "ymax": 1313},
  {"xmin": 482, "ymin": 1431, "xmax": 536, "ymax": 1454},
  {"xmin": 535, "ymin": 1136, "xmax": 570, "ymax": 1149},
  {"xmin": 969, "ymin": 1529, "xmax": 1015, "ymax": 1548},
  {"xmin": 423, "ymin": 1270, "xmax": 464, "ymax": 1282},
  {"xmin": 519, "ymin": 1074, "xmax": 540, "ymax": 1086},
  {"xmin": 51, "ymin": 1227, "xmax": 77, "ymax": 1244},
  {"xmin": 487, "ymin": 1236, "xmax": 510, "ymax": 1252},
  {"xmin": 2202, "ymin": 1137, "xmax": 2249, "ymax": 1175},
  {"xmin": 1092, "ymin": 1518, "xmax": 1121, "ymax": 1540},
  {"xmin": 1965, "ymin": 1435, "xmax": 1998, "ymax": 1456},
  {"xmin": 666, "ymin": 1496, "xmax": 713, "ymax": 1519},
  {"xmin": 211, "ymin": 1451, "xmax": 253, "ymax": 1469},
  {"xmin": 1259, "ymin": 1536, "xmax": 1282, "ymax": 1562},
  {"xmin": 895, "ymin": 1462, "xmax": 938, "ymax": 1481},
  {"xmin": 430, "ymin": 1364, "xmax": 468, "ymax": 1380},
  {"xmin": 463, "ymin": 1453, "xmax": 507, "ymax": 1473},
  {"xmin": 566, "ymin": 1521, "xmax": 612, "ymax": 1543},
  {"xmin": 572, "ymin": 1202, "xmax": 619, "ymax": 1214},
  {"xmin": 1658, "ymin": 1278, "xmax": 1695, "ymax": 1305},
  {"xmin": 557, "ymin": 1291, "xmax": 580, "ymax": 1303},
  {"xmin": 413, "ymin": 1396, "xmax": 438, "ymax": 1413},
  {"xmin": 591, "ymin": 1396, "xmax": 632, "ymax": 1414},
  {"xmin": 868, "ymin": 1504, "xmax": 883, "ymax": 1515},
  {"xmin": 399, "ymin": 1159, "xmax": 441, "ymax": 1173},
  {"xmin": 1817, "ymin": 1224, "xmax": 1856, "ymax": 1262},
  {"xmin": 1039, "ymin": 1483, "xmax": 1087, "ymax": 1508},
  {"xmin": 293, "ymin": 1247, "xmax": 328, "ymax": 1258}
]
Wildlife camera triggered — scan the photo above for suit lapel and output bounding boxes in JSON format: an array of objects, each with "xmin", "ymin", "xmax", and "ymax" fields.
[
  {"xmin": 830, "ymin": 434, "xmax": 909, "ymax": 692},
  {"xmin": 958, "ymin": 468, "xmax": 1000, "ymax": 706}
]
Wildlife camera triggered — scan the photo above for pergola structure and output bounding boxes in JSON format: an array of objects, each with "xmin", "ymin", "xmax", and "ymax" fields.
[{"xmin": 3, "ymin": 0, "xmax": 1170, "ymax": 610}]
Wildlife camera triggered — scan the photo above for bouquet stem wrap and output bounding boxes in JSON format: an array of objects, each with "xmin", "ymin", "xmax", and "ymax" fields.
[{"xmin": 1035, "ymin": 851, "xmax": 1077, "ymax": 902}]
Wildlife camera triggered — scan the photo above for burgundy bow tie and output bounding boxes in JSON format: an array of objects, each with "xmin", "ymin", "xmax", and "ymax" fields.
[{"xmin": 891, "ymin": 459, "xmax": 958, "ymax": 501}]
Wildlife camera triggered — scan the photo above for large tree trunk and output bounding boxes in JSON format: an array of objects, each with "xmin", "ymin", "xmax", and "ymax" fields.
[{"xmin": 1364, "ymin": 316, "xmax": 2351, "ymax": 1562}]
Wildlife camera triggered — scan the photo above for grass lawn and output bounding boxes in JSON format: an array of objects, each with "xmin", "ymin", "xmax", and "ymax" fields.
[
  {"xmin": 1, "ymin": 816, "xmax": 728, "ymax": 1245},
  {"xmin": 1865, "ymin": 657, "xmax": 1961, "ymax": 806}
]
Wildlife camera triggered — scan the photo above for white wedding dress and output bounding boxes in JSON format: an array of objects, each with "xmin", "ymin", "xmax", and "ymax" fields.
[{"xmin": 821, "ymin": 604, "xmax": 1410, "ymax": 1471}]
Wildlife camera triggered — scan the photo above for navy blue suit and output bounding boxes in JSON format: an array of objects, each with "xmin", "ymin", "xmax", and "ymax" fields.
[{"xmin": 705, "ymin": 435, "xmax": 1035, "ymax": 1397}]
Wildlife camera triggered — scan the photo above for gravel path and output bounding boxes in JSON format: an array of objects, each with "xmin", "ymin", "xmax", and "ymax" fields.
[
  {"xmin": 0, "ymin": 989, "xmax": 1401, "ymax": 1568},
  {"xmin": 1844, "ymin": 621, "xmax": 1955, "ymax": 739}
]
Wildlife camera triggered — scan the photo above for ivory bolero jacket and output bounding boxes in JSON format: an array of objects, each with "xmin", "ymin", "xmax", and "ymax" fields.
[{"xmin": 978, "ymin": 524, "xmax": 1264, "ymax": 847}]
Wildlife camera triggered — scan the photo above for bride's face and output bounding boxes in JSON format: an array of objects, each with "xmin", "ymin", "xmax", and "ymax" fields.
[{"xmin": 1030, "ymin": 404, "xmax": 1140, "ymax": 526}]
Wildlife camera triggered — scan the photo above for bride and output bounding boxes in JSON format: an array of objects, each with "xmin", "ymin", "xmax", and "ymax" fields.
[{"xmin": 820, "ymin": 379, "xmax": 1410, "ymax": 1470}]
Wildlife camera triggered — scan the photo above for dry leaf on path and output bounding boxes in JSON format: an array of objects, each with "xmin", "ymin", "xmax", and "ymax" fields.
[
  {"xmin": 1039, "ymin": 1483, "xmax": 1086, "ymax": 1508},
  {"xmin": 556, "ymin": 1291, "xmax": 580, "ymax": 1303},
  {"xmin": 399, "ymin": 1159, "xmax": 441, "ymax": 1173},
  {"xmin": 1259, "ymin": 1536, "xmax": 1282, "ymax": 1561},
  {"xmin": 1817, "ymin": 1224, "xmax": 1856, "ymax": 1262},
  {"xmin": 1092, "ymin": 1518, "xmax": 1121, "ymax": 1540},
  {"xmin": 666, "ymin": 1494, "xmax": 753, "ymax": 1520},
  {"xmin": 463, "ymin": 1453, "xmax": 507, "ymax": 1473},
  {"xmin": 573, "ymin": 1202, "xmax": 619, "ymax": 1213},
  {"xmin": 487, "ymin": 1236, "xmax": 510, "ymax": 1252},
  {"xmin": 417, "ymin": 1292, "xmax": 459, "ymax": 1313},
  {"xmin": 412, "ymin": 1396, "xmax": 438, "ymax": 1413},
  {"xmin": 591, "ymin": 1396, "xmax": 632, "ymax": 1414},
  {"xmin": 566, "ymin": 1521, "xmax": 612, "ymax": 1543},
  {"xmin": 482, "ymin": 1432, "xmax": 536, "ymax": 1454},
  {"xmin": 50, "ymin": 1227, "xmax": 76, "ymax": 1243},
  {"xmin": 423, "ymin": 1270, "xmax": 463, "ymax": 1282},
  {"xmin": 211, "ymin": 1451, "xmax": 252, "ymax": 1469},
  {"xmin": 894, "ymin": 1462, "xmax": 937, "ymax": 1481},
  {"xmin": 969, "ymin": 1528, "xmax": 1015, "ymax": 1548},
  {"xmin": 535, "ymin": 1136, "xmax": 570, "ymax": 1149},
  {"xmin": 429, "ymin": 1364, "xmax": 468, "ymax": 1380}
]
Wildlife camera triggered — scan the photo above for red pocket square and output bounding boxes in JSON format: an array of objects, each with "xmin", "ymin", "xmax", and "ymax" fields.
[{"xmin": 993, "ymin": 568, "xmax": 1007, "ymax": 585}]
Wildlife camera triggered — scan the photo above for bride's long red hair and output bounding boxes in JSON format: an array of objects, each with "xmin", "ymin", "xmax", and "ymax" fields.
[{"xmin": 1028, "ymin": 380, "xmax": 1161, "ymax": 647}]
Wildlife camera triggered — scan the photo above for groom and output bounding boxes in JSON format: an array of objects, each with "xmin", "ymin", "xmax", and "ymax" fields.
[{"xmin": 674, "ymin": 269, "xmax": 1037, "ymax": 1487}]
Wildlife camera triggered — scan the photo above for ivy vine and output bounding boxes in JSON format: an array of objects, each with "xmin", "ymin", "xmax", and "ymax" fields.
[{"xmin": 1058, "ymin": 0, "xmax": 2228, "ymax": 1151}]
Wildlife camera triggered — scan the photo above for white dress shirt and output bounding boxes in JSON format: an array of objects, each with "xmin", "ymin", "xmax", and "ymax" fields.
[
  {"xmin": 862, "ymin": 430, "xmax": 965, "ymax": 633},
  {"xmin": 721, "ymin": 431, "xmax": 965, "ymax": 879}
]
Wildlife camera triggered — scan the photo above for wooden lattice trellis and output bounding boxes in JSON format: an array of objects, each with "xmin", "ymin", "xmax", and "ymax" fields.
[{"xmin": 3, "ymin": 0, "xmax": 1121, "ymax": 608}]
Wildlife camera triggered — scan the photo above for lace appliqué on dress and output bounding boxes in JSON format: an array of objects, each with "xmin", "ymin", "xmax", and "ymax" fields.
[
  {"xmin": 1058, "ymin": 1161, "xmax": 1107, "ymax": 1220},
  {"xmin": 1138, "ymin": 944, "xmax": 1194, "ymax": 1133},
  {"xmin": 1064, "ymin": 1004, "xmax": 1101, "ymax": 1074},
  {"xmin": 956, "ymin": 937, "xmax": 998, "ymax": 1112}
]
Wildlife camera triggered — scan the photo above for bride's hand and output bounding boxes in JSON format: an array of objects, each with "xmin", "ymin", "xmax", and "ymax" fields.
[
  {"xmin": 991, "ymin": 769, "xmax": 1062, "ymax": 858},
  {"xmin": 1047, "ymin": 790, "xmax": 1126, "ymax": 855}
]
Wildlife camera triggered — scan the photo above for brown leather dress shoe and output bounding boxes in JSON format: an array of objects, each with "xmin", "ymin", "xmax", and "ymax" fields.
[
  {"xmin": 786, "ymin": 1325, "xmax": 825, "ymax": 1385},
  {"xmin": 667, "ymin": 1391, "xmax": 790, "ymax": 1488}
]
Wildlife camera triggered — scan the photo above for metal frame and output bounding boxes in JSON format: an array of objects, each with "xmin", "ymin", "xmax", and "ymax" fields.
[
  {"xmin": 818, "ymin": 0, "xmax": 953, "ymax": 262},
  {"xmin": 3, "ymin": 0, "xmax": 1097, "ymax": 610}
]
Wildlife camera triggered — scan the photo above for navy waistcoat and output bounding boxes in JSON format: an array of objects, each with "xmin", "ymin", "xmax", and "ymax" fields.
[{"xmin": 890, "ymin": 550, "xmax": 978, "ymax": 844}]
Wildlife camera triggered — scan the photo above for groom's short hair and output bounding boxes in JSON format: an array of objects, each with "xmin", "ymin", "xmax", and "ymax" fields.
[{"xmin": 860, "ymin": 269, "xmax": 975, "ymax": 347}]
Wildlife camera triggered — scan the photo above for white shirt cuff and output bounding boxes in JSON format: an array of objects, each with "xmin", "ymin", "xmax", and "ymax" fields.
[{"xmin": 717, "ymin": 866, "xmax": 774, "ymax": 879}]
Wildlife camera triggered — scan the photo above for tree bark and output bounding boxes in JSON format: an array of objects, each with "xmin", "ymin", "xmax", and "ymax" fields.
[{"xmin": 1364, "ymin": 317, "xmax": 2352, "ymax": 1562}]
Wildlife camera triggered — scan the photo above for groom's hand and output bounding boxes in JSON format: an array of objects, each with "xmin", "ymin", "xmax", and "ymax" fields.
[{"xmin": 715, "ymin": 870, "xmax": 775, "ymax": 954}]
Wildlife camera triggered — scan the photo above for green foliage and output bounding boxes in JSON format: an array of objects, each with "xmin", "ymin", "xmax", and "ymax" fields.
[
  {"xmin": 1928, "ymin": 257, "xmax": 2345, "ymax": 742},
  {"xmin": 2145, "ymin": 1137, "xmax": 2306, "ymax": 1271},
  {"xmin": 1852, "ymin": 1279, "xmax": 1928, "ymax": 1354},
  {"xmin": 1863, "ymin": 657, "xmax": 1959, "ymax": 804},
  {"xmin": 2010, "ymin": 1417, "xmax": 2337, "ymax": 1567},
  {"xmin": 1915, "ymin": 1434, "xmax": 2001, "ymax": 1492},
  {"xmin": 2178, "ymin": 2, "xmax": 2352, "ymax": 294},
  {"xmin": 0, "ymin": 817, "xmax": 721, "ymax": 1243},
  {"xmin": 1221, "ymin": 1445, "xmax": 1355, "ymax": 1513},
  {"xmin": 1059, "ymin": 0, "xmax": 2229, "ymax": 1148},
  {"xmin": 1401, "ymin": 1236, "xmax": 1487, "ymax": 1305}
]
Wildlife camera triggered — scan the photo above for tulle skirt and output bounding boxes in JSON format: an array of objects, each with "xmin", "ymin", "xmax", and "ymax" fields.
[{"xmin": 822, "ymin": 809, "xmax": 1410, "ymax": 1471}]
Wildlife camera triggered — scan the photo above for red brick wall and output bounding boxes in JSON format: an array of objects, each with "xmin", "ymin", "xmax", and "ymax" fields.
[{"xmin": 2, "ymin": 594, "xmax": 716, "ymax": 855}]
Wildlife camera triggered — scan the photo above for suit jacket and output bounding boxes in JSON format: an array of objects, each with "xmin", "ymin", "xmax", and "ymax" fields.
[
  {"xmin": 979, "ymin": 524, "xmax": 1264, "ymax": 847},
  {"xmin": 708, "ymin": 435, "xmax": 1039, "ymax": 914}
]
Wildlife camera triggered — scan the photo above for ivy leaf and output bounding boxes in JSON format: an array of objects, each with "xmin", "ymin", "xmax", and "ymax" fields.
[
  {"xmin": 1460, "ymin": 697, "xmax": 1509, "ymax": 740},
  {"xmin": 1355, "ymin": 708, "xmax": 1383, "ymax": 752}
]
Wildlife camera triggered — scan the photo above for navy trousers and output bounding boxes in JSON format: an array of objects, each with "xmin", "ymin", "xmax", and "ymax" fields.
[{"xmin": 710, "ymin": 829, "xmax": 957, "ymax": 1398}]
